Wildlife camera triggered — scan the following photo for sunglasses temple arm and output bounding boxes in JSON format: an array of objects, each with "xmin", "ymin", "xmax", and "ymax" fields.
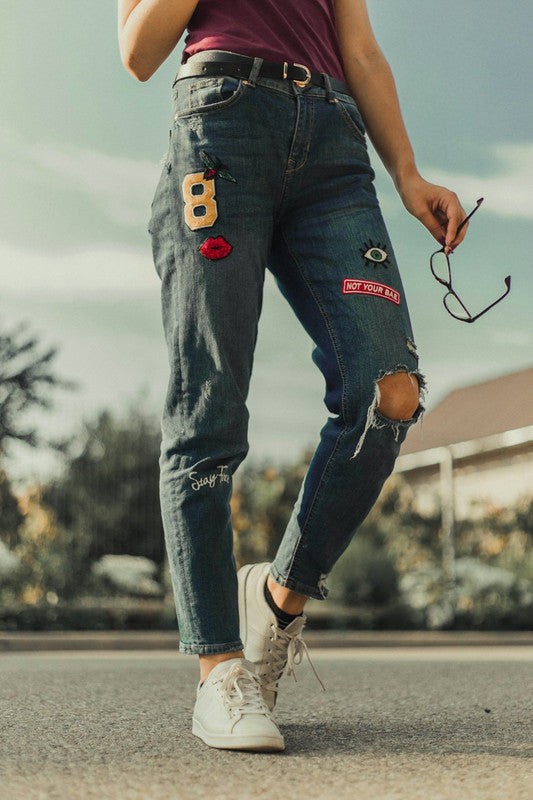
[
  {"xmin": 467, "ymin": 276, "xmax": 512, "ymax": 322},
  {"xmin": 455, "ymin": 197, "xmax": 484, "ymax": 237}
]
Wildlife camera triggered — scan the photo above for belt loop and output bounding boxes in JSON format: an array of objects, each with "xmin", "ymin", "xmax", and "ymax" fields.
[
  {"xmin": 247, "ymin": 57, "xmax": 263, "ymax": 87},
  {"xmin": 322, "ymin": 73, "xmax": 337, "ymax": 104}
]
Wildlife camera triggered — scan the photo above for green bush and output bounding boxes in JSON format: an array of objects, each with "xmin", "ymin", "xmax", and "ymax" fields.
[
  {"xmin": 42, "ymin": 404, "xmax": 164, "ymax": 565},
  {"xmin": 328, "ymin": 537, "xmax": 398, "ymax": 606},
  {"xmin": 2, "ymin": 430, "xmax": 532, "ymax": 630}
]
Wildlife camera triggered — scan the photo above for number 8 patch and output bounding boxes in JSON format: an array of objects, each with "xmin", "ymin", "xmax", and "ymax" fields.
[{"xmin": 182, "ymin": 172, "xmax": 218, "ymax": 230}]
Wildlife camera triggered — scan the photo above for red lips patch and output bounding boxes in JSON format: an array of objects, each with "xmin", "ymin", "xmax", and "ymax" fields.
[{"xmin": 199, "ymin": 236, "xmax": 233, "ymax": 260}]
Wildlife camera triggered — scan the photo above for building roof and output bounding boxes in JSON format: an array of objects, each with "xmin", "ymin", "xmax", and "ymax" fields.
[{"xmin": 401, "ymin": 366, "xmax": 533, "ymax": 455}]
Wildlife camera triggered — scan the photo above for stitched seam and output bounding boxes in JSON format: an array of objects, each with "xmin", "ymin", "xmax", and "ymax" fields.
[
  {"xmin": 167, "ymin": 475, "xmax": 195, "ymax": 637},
  {"xmin": 155, "ymin": 154, "xmax": 186, "ymax": 435},
  {"xmin": 280, "ymin": 229, "xmax": 348, "ymax": 421},
  {"xmin": 269, "ymin": 565, "xmax": 326, "ymax": 601},
  {"xmin": 279, "ymin": 228, "xmax": 349, "ymax": 549},
  {"xmin": 166, "ymin": 169, "xmax": 186, "ymax": 434},
  {"xmin": 285, "ymin": 98, "xmax": 314, "ymax": 174},
  {"xmin": 336, "ymin": 101, "xmax": 366, "ymax": 144},
  {"xmin": 284, "ymin": 425, "xmax": 347, "ymax": 584},
  {"xmin": 175, "ymin": 80, "xmax": 247, "ymax": 118},
  {"xmin": 276, "ymin": 94, "xmax": 301, "ymax": 215}
]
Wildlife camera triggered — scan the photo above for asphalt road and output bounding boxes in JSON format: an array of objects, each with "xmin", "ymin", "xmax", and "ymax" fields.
[{"xmin": 1, "ymin": 647, "xmax": 532, "ymax": 800}]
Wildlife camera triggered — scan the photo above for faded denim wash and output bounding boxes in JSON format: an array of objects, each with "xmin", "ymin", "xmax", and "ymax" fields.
[{"xmin": 148, "ymin": 53, "xmax": 424, "ymax": 654}]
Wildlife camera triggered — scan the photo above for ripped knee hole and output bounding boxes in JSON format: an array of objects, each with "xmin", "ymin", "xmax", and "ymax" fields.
[{"xmin": 376, "ymin": 371, "xmax": 420, "ymax": 421}]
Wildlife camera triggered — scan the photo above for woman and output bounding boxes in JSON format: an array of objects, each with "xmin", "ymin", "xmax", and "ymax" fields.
[{"xmin": 118, "ymin": 0, "xmax": 468, "ymax": 752}]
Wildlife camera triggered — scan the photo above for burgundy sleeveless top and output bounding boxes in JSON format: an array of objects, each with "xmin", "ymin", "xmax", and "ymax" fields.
[{"xmin": 182, "ymin": 0, "xmax": 346, "ymax": 82}]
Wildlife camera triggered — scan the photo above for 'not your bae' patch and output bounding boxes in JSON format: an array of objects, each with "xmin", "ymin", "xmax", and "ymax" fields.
[{"xmin": 342, "ymin": 279, "xmax": 400, "ymax": 305}]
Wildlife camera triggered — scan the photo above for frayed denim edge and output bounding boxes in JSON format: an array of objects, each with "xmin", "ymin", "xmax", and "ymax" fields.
[
  {"xmin": 269, "ymin": 564, "xmax": 330, "ymax": 601},
  {"xmin": 178, "ymin": 640, "xmax": 243, "ymax": 655},
  {"xmin": 351, "ymin": 366, "xmax": 426, "ymax": 460}
]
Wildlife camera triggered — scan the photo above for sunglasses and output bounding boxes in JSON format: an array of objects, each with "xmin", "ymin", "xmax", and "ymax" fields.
[{"xmin": 430, "ymin": 198, "xmax": 511, "ymax": 322}]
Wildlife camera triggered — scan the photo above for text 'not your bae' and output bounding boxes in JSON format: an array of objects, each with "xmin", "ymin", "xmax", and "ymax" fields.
[{"xmin": 342, "ymin": 278, "xmax": 400, "ymax": 305}]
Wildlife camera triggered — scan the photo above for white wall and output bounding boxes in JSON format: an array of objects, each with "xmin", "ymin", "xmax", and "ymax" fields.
[{"xmin": 400, "ymin": 448, "xmax": 533, "ymax": 519}]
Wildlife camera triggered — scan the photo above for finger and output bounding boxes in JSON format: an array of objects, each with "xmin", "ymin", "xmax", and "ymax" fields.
[
  {"xmin": 445, "ymin": 198, "xmax": 468, "ymax": 252},
  {"xmin": 418, "ymin": 209, "xmax": 448, "ymax": 245},
  {"xmin": 451, "ymin": 207, "xmax": 469, "ymax": 247},
  {"xmin": 444, "ymin": 201, "xmax": 462, "ymax": 249}
]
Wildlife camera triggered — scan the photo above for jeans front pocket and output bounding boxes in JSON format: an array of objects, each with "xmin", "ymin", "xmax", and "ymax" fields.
[
  {"xmin": 173, "ymin": 75, "xmax": 246, "ymax": 119},
  {"xmin": 336, "ymin": 97, "xmax": 366, "ymax": 144}
]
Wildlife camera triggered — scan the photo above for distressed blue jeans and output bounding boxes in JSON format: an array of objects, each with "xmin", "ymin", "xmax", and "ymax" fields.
[{"xmin": 148, "ymin": 53, "xmax": 424, "ymax": 654}]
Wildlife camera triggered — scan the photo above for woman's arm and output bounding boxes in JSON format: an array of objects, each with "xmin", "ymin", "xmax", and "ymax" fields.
[
  {"xmin": 118, "ymin": 0, "xmax": 200, "ymax": 82},
  {"xmin": 335, "ymin": 0, "xmax": 466, "ymax": 252}
]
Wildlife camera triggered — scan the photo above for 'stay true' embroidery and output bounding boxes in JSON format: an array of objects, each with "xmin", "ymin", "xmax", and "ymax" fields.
[
  {"xmin": 342, "ymin": 279, "xmax": 400, "ymax": 305},
  {"xmin": 189, "ymin": 465, "xmax": 230, "ymax": 491}
]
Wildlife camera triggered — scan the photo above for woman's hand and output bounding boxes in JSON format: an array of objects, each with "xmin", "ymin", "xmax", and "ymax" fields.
[{"xmin": 397, "ymin": 171, "xmax": 468, "ymax": 254}]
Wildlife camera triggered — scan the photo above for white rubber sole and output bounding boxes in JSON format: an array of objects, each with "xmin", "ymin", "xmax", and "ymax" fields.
[
  {"xmin": 237, "ymin": 562, "xmax": 258, "ymax": 649},
  {"xmin": 192, "ymin": 717, "xmax": 285, "ymax": 752}
]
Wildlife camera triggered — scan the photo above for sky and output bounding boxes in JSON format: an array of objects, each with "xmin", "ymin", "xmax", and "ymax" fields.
[{"xmin": 1, "ymin": 1, "xmax": 532, "ymax": 483}]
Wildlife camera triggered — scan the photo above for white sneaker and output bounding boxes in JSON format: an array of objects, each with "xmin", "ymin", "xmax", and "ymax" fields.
[
  {"xmin": 192, "ymin": 657, "xmax": 284, "ymax": 752},
  {"xmin": 238, "ymin": 562, "xmax": 325, "ymax": 711}
]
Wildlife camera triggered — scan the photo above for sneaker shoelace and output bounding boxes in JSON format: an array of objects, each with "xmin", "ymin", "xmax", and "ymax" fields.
[
  {"xmin": 218, "ymin": 662, "xmax": 270, "ymax": 718},
  {"xmin": 261, "ymin": 623, "xmax": 326, "ymax": 693}
]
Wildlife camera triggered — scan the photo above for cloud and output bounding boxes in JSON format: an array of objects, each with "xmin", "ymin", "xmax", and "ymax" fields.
[
  {"xmin": 34, "ymin": 144, "xmax": 161, "ymax": 227},
  {"xmin": 423, "ymin": 142, "xmax": 533, "ymax": 220},
  {"xmin": 370, "ymin": 141, "xmax": 533, "ymax": 222},
  {"xmin": 0, "ymin": 239, "xmax": 159, "ymax": 297},
  {"xmin": 0, "ymin": 125, "xmax": 161, "ymax": 229},
  {"xmin": 491, "ymin": 329, "xmax": 532, "ymax": 348},
  {"xmin": 3, "ymin": 122, "xmax": 531, "ymax": 229}
]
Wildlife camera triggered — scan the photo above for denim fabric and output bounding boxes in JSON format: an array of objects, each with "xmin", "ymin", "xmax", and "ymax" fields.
[{"xmin": 148, "ymin": 54, "xmax": 423, "ymax": 654}]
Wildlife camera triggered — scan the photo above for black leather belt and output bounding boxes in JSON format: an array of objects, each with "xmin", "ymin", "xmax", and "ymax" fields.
[{"xmin": 176, "ymin": 51, "xmax": 351, "ymax": 95}]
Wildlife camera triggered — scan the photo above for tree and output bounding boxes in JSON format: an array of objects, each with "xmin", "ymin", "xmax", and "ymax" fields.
[
  {"xmin": 43, "ymin": 405, "xmax": 165, "ymax": 564},
  {"xmin": 0, "ymin": 320, "xmax": 75, "ymax": 455},
  {"xmin": 0, "ymin": 468, "xmax": 23, "ymax": 549},
  {"xmin": 0, "ymin": 318, "xmax": 74, "ymax": 552},
  {"xmin": 231, "ymin": 455, "xmax": 312, "ymax": 568}
]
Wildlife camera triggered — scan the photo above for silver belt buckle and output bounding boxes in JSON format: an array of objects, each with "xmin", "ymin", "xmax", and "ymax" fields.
[{"xmin": 292, "ymin": 63, "xmax": 311, "ymax": 87}]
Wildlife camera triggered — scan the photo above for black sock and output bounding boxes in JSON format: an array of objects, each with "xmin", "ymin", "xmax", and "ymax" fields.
[{"xmin": 264, "ymin": 580, "xmax": 301, "ymax": 629}]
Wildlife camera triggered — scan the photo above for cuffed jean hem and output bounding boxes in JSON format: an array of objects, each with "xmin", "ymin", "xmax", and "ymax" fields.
[
  {"xmin": 178, "ymin": 639, "xmax": 243, "ymax": 655},
  {"xmin": 269, "ymin": 565, "xmax": 329, "ymax": 601}
]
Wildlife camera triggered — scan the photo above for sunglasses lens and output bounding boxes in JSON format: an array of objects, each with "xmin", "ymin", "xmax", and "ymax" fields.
[
  {"xmin": 430, "ymin": 251, "xmax": 452, "ymax": 284},
  {"xmin": 443, "ymin": 292, "xmax": 470, "ymax": 320}
]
